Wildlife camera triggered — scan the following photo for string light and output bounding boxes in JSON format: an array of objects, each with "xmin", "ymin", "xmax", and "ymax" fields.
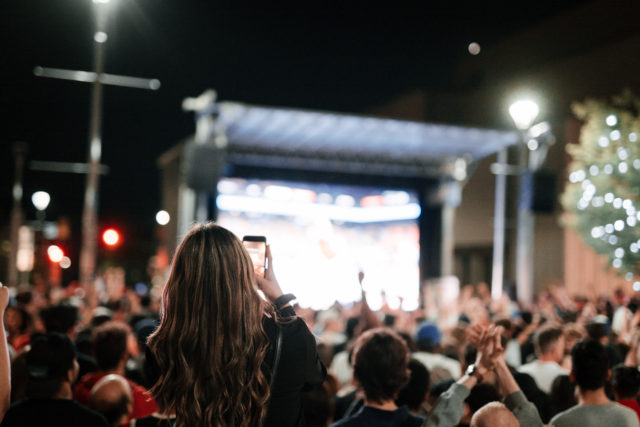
[{"xmin": 564, "ymin": 99, "xmax": 640, "ymax": 278}]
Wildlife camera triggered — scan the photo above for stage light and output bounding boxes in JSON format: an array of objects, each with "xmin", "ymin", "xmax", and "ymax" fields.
[{"xmin": 102, "ymin": 228, "xmax": 120, "ymax": 246}]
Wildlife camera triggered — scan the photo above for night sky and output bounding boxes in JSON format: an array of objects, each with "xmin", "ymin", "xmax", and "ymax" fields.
[{"xmin": 0, "ymin": 0, "xmax": 587, "ymax": 279}]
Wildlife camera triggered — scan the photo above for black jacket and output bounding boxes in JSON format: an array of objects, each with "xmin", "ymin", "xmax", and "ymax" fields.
[{"xmin": 263, "ymin": 306, "xmax": 327, "ymax": 427}]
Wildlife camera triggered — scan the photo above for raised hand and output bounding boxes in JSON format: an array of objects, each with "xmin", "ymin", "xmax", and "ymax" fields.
[{"xmin": 254, "ymin": 245, "xmax": 284, "ymax": 303}]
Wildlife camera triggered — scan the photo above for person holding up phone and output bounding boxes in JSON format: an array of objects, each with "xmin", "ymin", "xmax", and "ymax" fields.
[
  {"xmin": 144, "ymin": 223, "xmax": 326, "ymax": 427},
  {"xmin": 243, "ymin": 235, "xmax": 267, "ymax": 278}
]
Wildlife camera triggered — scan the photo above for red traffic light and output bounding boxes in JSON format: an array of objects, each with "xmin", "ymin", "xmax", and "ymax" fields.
[
  {"xmin": 102, "ymin": 228, "xmax": 120, "ymax": 247},
  {"xmin": 47, "ymin": 245, "xmax": 64, "ymax": 263}
]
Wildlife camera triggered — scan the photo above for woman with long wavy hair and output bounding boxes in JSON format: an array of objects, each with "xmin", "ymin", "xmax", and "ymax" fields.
[{"xmin": 144, "ymin": 223, "xmax": 325, "ymax": 427}]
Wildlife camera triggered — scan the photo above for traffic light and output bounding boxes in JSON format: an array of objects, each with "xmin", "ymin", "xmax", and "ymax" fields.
[
  {"xmin": 47, "ymin": 245, "xmax": 64, "ymax": 263},
  {"xmin": 102, "ymin": 228, "xmax": 120, "ymax": 247}
]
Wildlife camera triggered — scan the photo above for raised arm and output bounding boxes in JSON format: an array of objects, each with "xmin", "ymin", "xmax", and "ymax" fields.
[
  {"xmin": 0, "ymin": 284, "xmax": 10, "ymax": 422},
  {"xmin": 488, "ymin": 326, "xmax": 544, "ymax": 427},
  {"xmin": 423, "ymin": 326, "xmax": 497, "ymax": 427}
]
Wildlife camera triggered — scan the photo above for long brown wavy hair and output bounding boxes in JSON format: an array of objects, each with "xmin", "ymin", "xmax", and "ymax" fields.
[{"xmin": 147, "ymin": 223, "xmax": 272, "ymax": 426}]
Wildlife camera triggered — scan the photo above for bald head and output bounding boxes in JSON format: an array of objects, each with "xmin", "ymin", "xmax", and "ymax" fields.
[
  {"xmin": 90, "ymin": 374, "xmax": 133, "ymax": 426},
  {"xmin": 471, "ymin": 402, "xmax": 519, "ymax": 427}
]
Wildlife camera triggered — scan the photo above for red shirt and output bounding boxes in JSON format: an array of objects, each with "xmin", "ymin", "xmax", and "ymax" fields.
[{"xmin": 73, "ymin": 372, "xmax": 158, "ymax": 424}]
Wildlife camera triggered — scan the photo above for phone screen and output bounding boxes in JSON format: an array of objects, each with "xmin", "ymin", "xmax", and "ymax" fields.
[{"xmin": 242, "ymin": 236, "xmax": 267, "ymax": 277}]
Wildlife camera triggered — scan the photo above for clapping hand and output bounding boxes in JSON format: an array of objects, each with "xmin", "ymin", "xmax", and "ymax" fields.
[{"xmin": 471, "ymin": 324, "xmax": 505, "ymax": 377}]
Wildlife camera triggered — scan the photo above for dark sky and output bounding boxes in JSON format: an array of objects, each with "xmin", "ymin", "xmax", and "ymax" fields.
[{"xmin": 0, "ymin": 0, "xmax": 587, "ymax": 276}]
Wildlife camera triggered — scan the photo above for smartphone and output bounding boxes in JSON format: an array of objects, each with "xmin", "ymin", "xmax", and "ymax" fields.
[{"xmin": 242, "ymin": 235, "xmax": 267, "ymax": 277}]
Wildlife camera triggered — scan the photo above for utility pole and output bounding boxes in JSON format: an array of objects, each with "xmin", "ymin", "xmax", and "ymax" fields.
[{"xmin": 34, "ymin": 0, "xmax": 160, "ymax": 303}]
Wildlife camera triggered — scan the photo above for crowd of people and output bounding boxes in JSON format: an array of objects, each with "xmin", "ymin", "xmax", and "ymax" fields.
[{"xmin": 2, "ymin": 222, "xmax": 640, "ymax": 426}]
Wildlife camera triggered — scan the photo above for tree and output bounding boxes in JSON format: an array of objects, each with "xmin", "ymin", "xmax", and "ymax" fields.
[{"xmin": 561, "ymin": 91, "xmax": 640, "ymax": 279}]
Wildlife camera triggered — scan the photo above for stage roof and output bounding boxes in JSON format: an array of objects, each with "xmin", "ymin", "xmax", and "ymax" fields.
[{"xmin": 205, "ymin": 101, "xmax": 521, "ymax": 179}]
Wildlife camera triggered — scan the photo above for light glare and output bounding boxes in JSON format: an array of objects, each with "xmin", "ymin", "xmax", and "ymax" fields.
[
  {"xmin": 103, "ymin": 228, "xmax": 120, "ymax": 246},
  {"xmin": 60, "ymin": 256, "xmax": 72, "ymax": 269},
  {"xmin": 156, "ymin": 210, "xmax": 170, "ymax": 225},
  {"xmin": 468, "ymin": 42, "xmax": 481, "ymax": 55},
  {"xmin": 94, "ymin": 32, "xmax": 108, "ymax": 43},
  {"xmin": 509, "ymin": 100, "xmax": 539, "ymax": 130},
  {"xmin": 32, "ymin": 191, "xmax": 51, "ymax": 211},
  {"xmin": 47, "ymin": 245, "xmax": 64, "ymax": 263}
]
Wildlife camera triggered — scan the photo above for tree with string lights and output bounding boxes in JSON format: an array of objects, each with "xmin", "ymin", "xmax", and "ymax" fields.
[{"xmin": 561, "ymin": 91, "xmax": 640, "ymax": 284}]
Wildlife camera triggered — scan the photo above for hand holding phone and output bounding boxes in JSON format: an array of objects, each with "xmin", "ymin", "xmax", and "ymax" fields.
[{"xmin": 242, "ymin": 235, "xmax": 267, "ymax": 277}]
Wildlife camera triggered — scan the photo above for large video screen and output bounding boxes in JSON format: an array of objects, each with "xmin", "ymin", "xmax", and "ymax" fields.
[{"xmin": 216, "ymin": 178, "xmax": 421, "ymax": 311}]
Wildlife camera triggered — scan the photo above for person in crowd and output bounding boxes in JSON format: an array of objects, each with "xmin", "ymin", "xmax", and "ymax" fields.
[
  {"xmin": 511, "ymin": 370, "xmax": 552, "ymax": 423},
  {"xmin": 90, "ymin": 374, "xmax": 134, "ymax": 427},
  {"xmin": 0, "ymin": 284, "xmax": 11, "ymax": 422},
  {"xmin": 560, "ymin": 323, "xmax": 584, "ymax": 371},
  {"xmin": 517, "ymin": 323, "xmax": 568, "ymax": 393},
  {"xmin": 460, "ymin": 383, "xmax": 501, "ymax": 426},
  {"xmin": 40, "ymin": 303, "xmax": 98, "ymax": 378},
  {"xmin": 424, "ymin": 379, "xmax": 455, "ymax": 414},
  {"xmin": 3, "ymin": 306, "xmax": 31, "ymax": 352},
  {"xmin": 73, "ymin": 321, "xmax": 157, "ymax": 422},
  {"xmin": 469, "ymin": 402, "xmax": 519, "ymax": 427},
  {"xmin": 302, "ymin": 379, "xmax": 336, "ymax": 427},
  {"xmin": 11, "ymin": 301, "xmax": 100, "ymax": 403},
  {"xmin": 412, "ymin": 321, "xmax": 461, "ymax": 380},
  {"xmin": 549, "ymin": 339, "xmax": 639, "ymax": 427},
  {"xmin": 145, "ymin": 223, "xmax": 326, "ymax": 426},
  {"xmin": 584, "ymin": 315, "xmax": 623, "ymax": 367},
  {"xmin": 396, "ymin": 359, "xmax": 431, "ymax": 416},
  {"xmin": 329, "ymin": 327, "xmax": 425, "ymax": 426},
  {"xmin": 419, "ymin": 324, "xmax": 543, "ymax": 427},
  {"xmin": 0, "ymin": 332, "xmax": 109, "ymax": 427},
  {"xmin": 548, "ymin": 375, "xmax": 576, "ymax": 421},
  {"xmin": 611, "ymin": 365, "xmax": 640, "ymax": 420}
]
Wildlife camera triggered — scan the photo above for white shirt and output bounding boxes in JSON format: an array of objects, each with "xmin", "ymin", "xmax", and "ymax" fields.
[
  {"xmin": 518, "ymin": 359, "xmax": 568, "ymax": 393},
  {"xmin": 329, "ymin": 350, "xmax": 352, "ymax": 387},
  {"xmin": 412, "ymin": 351, "xmax": 461, "ymax": 380}
]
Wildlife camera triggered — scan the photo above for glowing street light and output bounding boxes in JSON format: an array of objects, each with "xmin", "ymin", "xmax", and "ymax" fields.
[
  {"xmin": 509, "ymin": 100, "xmax": 539, "ymax": 130},
  {"xmin": 31, "ymin": 191, "xmax": 51, "ymax": 211},
  {"xmin": 155, "ymin": 210, "xmax": 170, "ymax": 226}
]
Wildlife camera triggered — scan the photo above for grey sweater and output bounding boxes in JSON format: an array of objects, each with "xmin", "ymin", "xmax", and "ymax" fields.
[{"xmin": 423, "ymin": 383, "xmax": 544, "ymax": 427}]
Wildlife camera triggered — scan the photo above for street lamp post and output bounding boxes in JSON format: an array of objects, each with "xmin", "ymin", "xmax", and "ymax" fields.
[
  {"xmin": 34, "ymin": 0, "xmax": 160, "ymax": 305},
  {"xmin": 509, "ymin": 100, "xmax": 539, "ymax": 307},
  {"xmin": 79, "ymin": 0, "xmax": 109, "ymax": 304},
  {"xmin": 31, "ymin": 191, "xmax": 51, "ymax": 279}
]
